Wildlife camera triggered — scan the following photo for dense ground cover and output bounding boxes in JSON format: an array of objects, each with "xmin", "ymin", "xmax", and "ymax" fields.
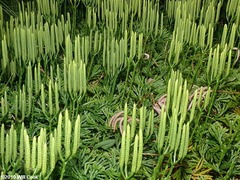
[{"xmin": 0, "ymin": 0, "xmax": 240, "ymax": 179}]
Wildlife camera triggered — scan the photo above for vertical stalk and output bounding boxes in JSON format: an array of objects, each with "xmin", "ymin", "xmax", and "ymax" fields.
[
  {"xmin": 206, "ymin": 82, "xmax": 219, "ymax": 122},
  {"xmin": 72, "ymin": 4, "xmax": 77, "ymax": 38},
  {"xmin": 60, "ymin": 161, "xmax": 67, "ymax": 180},
  {"xmin": 151, "ymin": 154, "xmax": 165, "ymax": 180},
  {"xmin": 121, "ymin": 58, "xmax": 132, "ymax": 106},
  {"xmin": 126, "ymin": 59, "xmax": 140, "ymax": 102}
]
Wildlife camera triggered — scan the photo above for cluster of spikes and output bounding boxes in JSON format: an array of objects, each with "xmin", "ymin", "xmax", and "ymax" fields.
[
  {"xmin": 0, "ymin": 0, "xmax": 164, "ymax": 120},
  {"xmin": 0, "ymin": 110, "xmax": 81, "ymax": 179},
  {"xmin": 167, "ymin": 0, "xmax": 236, "ymax": 78},
  {"xmin": 0, "ymin": 0, "xmax": 239, "ymax": 178},
  {"xmin": 110, "ymin": 70, "xmax": 211, "ymax": 179},
  {"xmin": 1, "ymin": 60, "xmax": 86, "ymax": 120},
  {"xmin": 0, "ymin": 0, "xmax": 163, "ymax": 79},
  {"xmin": 0, "ymin": 0, "xmax": 163, "ymax": 177}
]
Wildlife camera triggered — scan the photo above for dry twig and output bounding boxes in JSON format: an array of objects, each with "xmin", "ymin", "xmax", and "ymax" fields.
[{"xmin": 109, "ymin": 111, "xmax": 139, "ymax": 134}]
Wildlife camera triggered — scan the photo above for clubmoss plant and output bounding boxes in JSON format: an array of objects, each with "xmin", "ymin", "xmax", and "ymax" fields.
[{"xmin": 0, "ymin": 0, "xmax": 240, "ymax": 179}]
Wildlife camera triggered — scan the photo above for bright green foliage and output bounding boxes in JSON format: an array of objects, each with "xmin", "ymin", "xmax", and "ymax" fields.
[
  {"xmin": 0, "ymin": 0, "xmax": 240, "ymax": 179},
  {"xmin": 0, "ymin": 110, "xmax": 81, "ymax": 179},
  {"xmin": 119, "ymin": 104, "xmax": 147, "ymax": 179}
]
